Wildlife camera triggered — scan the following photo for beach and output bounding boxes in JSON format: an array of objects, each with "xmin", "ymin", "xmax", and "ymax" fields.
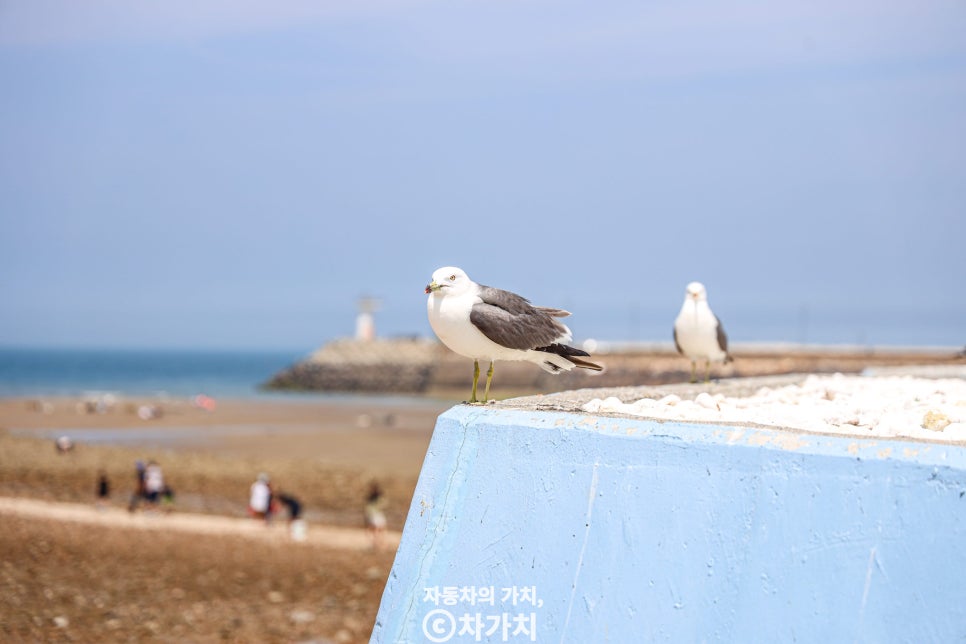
[
  {"xmin": 0, "ymin": 393, "xmax": 452, "ymax": 643},
  {"xmin": 0, "ymin": 394, "xmax": 453, "ymax": 525}
]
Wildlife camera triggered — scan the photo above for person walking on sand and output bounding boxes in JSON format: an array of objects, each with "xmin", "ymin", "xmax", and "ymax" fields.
[
  {"xmin": 128, "ymin": 460, "xmax": 147, "ymax": 512},
  {"xmin": 143, "ymin": 460, "xmax": 165, "ymax": 510},
  {"xmin": 276, "ymin": 490, "xmax": 306, "ymax": 541},
  {"xmin": 276, "ymin": 491, "xmax": 302, "ymax": 523},
  {"xmin": 96, "ymin": 470, "xmax": 110, "ymax": 509},
  {"xmin": 249, "ymin": 473, "xmax": 273, "ymax": 524},
  {"xmin": 364, "ymin": 482, "xmax": 388, "ymax": 550}
]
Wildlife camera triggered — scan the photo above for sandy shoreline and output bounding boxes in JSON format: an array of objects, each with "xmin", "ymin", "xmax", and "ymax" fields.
[
  {"xmin": 0, "ymin": 394, "xmax": 454, "ymax": 475},
  {"xmin": 0, "ymin": 394, "xmax": 454, "ymax": 430}
]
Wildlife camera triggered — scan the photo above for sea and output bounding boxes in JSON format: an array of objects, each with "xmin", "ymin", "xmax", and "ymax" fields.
[{"xmin": 0, "ymin": 347, "xmax": 308, "ymax": 399}]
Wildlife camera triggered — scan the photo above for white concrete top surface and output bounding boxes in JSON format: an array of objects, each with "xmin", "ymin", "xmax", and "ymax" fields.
[
  {"xmin": 582, "ymin": 372, "xmax": 966, "ymax": 442},
  {"xmin": 499, "ymin": 367, "xmax": 966, "ymax": 445}
]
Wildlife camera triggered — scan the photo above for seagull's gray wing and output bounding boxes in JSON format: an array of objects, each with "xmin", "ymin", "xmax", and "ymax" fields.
[
  {"xmin": 673, "ymin": 326, "xmax": 683, "ymax": 355},
  {"xmin": 470, "ymin": 285, "xmax": 568, "ymax": 350}
]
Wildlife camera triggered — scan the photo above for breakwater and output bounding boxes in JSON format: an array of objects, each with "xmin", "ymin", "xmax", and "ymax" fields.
[{"xmin": 263, "ymin": 338, "xmax": 963, "ymax": 395}]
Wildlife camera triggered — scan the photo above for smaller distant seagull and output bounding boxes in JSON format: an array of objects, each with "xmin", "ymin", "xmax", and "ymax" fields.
[
  {"xmin": 673, "ymin": 281, "xmax": 733, "ymax": 383},
  {"xmin": 425, "ymin": 266, "xmax": 602, "ymax": 404}
]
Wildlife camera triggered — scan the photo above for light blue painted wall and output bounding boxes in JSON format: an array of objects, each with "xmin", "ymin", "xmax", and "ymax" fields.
[{"xmin": 373, "ymin": 406, "xmax": 966, "ymax": 643}]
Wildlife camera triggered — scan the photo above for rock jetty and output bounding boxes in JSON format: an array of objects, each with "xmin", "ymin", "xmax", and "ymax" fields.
[
  {"xmin": 264, "ymin": 338, "xmax": 441, "ymax": 393},
  {"xmin": 263, "ymin": 338, "xmax": 965, "ymax": 395}
]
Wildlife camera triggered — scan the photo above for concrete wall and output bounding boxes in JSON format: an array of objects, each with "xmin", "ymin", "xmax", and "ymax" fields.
[{"xmin": 373, "ymin": 405, "xmax": 966, "ymax": 643}]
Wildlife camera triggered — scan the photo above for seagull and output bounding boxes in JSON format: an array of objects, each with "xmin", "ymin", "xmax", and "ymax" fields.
[
  {"xmin": 673, "ymin": 281, "xmax": 733, "ymax": 383},
  {"xmin": 425, "ymin": 266, "xmax": 602, "ymax": 404}
]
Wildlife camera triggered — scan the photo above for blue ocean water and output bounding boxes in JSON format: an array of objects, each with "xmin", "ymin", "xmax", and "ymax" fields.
[{"xmin": 0, "ymin": 347, "xmax": 306, "ymax": 398}]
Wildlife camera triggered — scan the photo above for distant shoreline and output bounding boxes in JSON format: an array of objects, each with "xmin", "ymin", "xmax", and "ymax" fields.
[{"xmin": 1, "ymin": 342, "xmax": 962, "ymax": 400}]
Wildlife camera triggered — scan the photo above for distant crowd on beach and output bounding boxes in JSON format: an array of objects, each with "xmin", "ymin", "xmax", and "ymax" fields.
[
  {"xmin": 247, "ymin": 472, "xmax": 307, "ymax": 541},
  {"xmin": 36, "ymin": 392, "xmax": 220, "ymax": 422},
  {"xmin": 247, "ymin": 472, "xmax": 389, "ymax": 548},
  {"xmin": 65, "ymin": 442, "xmax": 390, "ymax": 547}
]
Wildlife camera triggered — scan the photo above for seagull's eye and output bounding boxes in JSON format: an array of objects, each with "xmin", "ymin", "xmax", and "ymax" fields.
[{"xmin": 449, "ymin": 275, "xmax": 456, "ymax": 281}]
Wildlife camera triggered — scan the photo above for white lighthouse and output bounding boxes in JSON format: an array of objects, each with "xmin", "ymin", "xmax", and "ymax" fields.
[{"xmin": 355, "ymin": 297, "xmax": 380, "ymax": 342}]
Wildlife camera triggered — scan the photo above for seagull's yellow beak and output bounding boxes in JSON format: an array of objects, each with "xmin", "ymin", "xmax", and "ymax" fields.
[{"xmin": 425, "ymin": 280, "xmax": 440, "ymax": 294}]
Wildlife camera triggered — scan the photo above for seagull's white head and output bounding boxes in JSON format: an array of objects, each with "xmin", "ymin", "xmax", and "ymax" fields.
[
  {"xmin": 685, "ymin": 281, "xmax": 708, "ymax": 302},
  {"xmin": 425, "ymin": 266, "xmax": 474, "ymax": 296}
]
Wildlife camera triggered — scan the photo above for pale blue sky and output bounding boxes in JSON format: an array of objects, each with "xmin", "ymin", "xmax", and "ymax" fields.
[{"xmin": 1, "ymin": 1, "xmax": 964, "ymax": 350}]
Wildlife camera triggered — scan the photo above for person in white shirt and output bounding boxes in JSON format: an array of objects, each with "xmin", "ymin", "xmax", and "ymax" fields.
[
  {"xmin": 249, "ymin": 473, "xmax": 273, "ymax": 522},
  {"xmin": 143, "ymin": 461, "xmax": 164, "ymax": 507}
]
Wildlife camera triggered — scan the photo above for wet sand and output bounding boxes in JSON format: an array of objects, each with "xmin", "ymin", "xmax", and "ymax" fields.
[{"xmin": 0, "ymin": 394, "xmax": 455, "ymax": 476}]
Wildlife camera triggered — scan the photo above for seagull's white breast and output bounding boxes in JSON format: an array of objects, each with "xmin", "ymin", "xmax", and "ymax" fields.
[
  {"xmin": 674, "ymin": 301, "xmax": 727, "ymax": 362},
  {"xmin": 427, "ymin": 290, "xmax": 522, "ymax": 361}
]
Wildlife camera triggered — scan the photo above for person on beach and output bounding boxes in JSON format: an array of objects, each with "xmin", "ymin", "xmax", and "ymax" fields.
[
  {"xmin": 128, "ymin": 459, "xmax": 147, "ymax": 512},
  {"xmin": 96, "ymin": 470, "xmax": 110, "ymax": 508},
  {"xmin": 55, "ymin": 435, "xmax": 74, "ymax": 453},
  {"xmin": 161, "ymin": 484, "xmax": 175, "ymax": 512},
  {"xmin": 276, "ymin": 491, "xmax": 302, "ymax": 522},
  {"xmin": 364, "ymin": 482, "xmax": 388, "ymax": 550},
  {"xmin": 143, "ymin": 460, "xmax": 165, "ymax": 510},
  {"xmin": 248, "ymin": 473, "xmax": 273, "ymax": 523},
  {"xmin": 276, "ymin": 491, "xmax": 306, "ymax": 541}
]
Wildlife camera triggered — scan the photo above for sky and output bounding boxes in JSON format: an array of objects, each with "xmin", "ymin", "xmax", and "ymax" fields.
[{"xmin": 1, "ymin": 1, "xmax": 964, "ymax": 351}]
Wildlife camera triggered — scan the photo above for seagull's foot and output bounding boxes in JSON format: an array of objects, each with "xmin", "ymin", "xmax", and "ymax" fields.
[{"xmin": 462, "ymin": 398, "xmax": 497, "ymax": 406}]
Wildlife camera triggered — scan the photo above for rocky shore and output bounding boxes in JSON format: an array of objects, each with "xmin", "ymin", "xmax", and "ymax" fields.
[{"xmin": 263, "ymin": 338, "xmax": 965, "ymax": 395}]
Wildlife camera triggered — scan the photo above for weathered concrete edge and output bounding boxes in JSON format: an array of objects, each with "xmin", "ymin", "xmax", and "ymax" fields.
[
  {"xmin": 474, "ymin": 403, "xmax": 966, "ymax": 469},
  {"xmin": 493, "ymin": 373, "xmax": 812, "ymax": 413}
]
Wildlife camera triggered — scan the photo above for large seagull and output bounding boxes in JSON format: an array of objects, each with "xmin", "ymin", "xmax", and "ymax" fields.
[
  {"xmin": 673, "ymin": 281, "xmax": 733, "ymax": 383},
  {"xmin": 426, "ymin": 266, "xmax": 602, "ymax": 404}
]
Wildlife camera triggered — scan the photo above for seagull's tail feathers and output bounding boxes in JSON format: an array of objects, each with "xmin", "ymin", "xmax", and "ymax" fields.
[
  {"xmin": 534, "ymin": 343, "xmax": 604, "ymax": 373},
  {"xmin": 567, "ymin": 355, "xmax": 605, "ymax": 371},
  {"xmin": 536, "ymin": 306, "xmax": 571, "ymax": 318}
]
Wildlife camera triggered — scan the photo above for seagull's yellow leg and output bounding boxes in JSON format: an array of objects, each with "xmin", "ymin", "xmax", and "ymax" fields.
[
  {"xmin": 483, "ymin": 361, "xmax": 495, "ymax": 403},
  {"xmin": 469, "ymin": 360, "xmax": 480, "ymax": 404},
  {"xmin": 704, "ymin": 360, "xmax": 711, "ymax": 383},
  {"xmin": 689, "ymin": 361, "xmax": 697, "ymax": 384}
]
